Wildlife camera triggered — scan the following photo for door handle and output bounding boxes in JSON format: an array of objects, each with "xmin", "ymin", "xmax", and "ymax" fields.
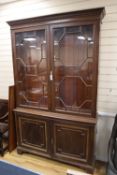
[{"xmin": 49, "ymin": 71, "xmax": 53, "ymax": 81}]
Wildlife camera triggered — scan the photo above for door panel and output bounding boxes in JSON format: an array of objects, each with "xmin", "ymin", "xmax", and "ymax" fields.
[
  {"xmin": 53, "ymin": 122, "xmax": 90, "ymax": 162},
  {"xmin": 17, "ymin": 115, "xmax": 49, "ymax": 153},
  {"xmin": 52, "ymin": 25, "xmax": 94, "ymax": 115},
  {"xmin": 15, "ymin": 29, "xmax": 49, "ymax": 110}
]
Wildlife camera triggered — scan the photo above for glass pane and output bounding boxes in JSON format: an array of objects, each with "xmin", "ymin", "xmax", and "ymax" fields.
[
  {"xmin": 53, "ymin": 25, "xmax": 93, "ymax": 114},
  {"xmin": 15, "ymin": 30, "xmax": 48, "ymax": 109}
]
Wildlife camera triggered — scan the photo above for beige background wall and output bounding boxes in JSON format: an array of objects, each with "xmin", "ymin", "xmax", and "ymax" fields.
[{"xmin": 0, "ymin": 0, "xmax": 117, "ymax": 161}]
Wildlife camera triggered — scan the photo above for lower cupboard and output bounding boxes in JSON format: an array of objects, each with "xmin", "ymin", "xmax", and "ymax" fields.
[{"xmin": 14, "ymin": 108, "xmax": 95, "ymax": 173}]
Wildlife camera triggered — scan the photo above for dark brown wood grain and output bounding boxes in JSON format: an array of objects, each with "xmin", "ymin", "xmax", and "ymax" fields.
[
  {"xmin": 14, "ymin": 107, "xmax": 96, "ymax": 124},
  {"xmin": 8, "ymin": 86, "xmax": 17, "ymax": 152},
  {"xmin": 7, "ymin": 8, "xmax": 104, "ymax": 29},
  {"xmin": 8, "ymin": 8, "xmax": 104, "ymax": 173}
]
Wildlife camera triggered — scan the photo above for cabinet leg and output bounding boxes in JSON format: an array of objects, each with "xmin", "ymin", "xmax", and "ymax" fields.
[
  {"xmin": 86, "ymin": 168, "xmax": 94, "ymax": 174},
  {"xmin": 17, "ymin": 149, "xmax": 23, "ymax": 155}
]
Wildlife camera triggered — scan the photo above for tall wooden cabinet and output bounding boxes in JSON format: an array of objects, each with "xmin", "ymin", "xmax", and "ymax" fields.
[{"xmin": 8, "ymin": 8, "xmax": 104, "ymax": 173}]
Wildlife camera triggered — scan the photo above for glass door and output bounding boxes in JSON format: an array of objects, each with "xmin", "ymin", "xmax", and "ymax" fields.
[
  {"xmin": 15, "ymin": 28, "xmax": 49, "ymax": 110},
  {"xmin": 52, "ymin": 25, "xmax": 94, "ymax": 115}
]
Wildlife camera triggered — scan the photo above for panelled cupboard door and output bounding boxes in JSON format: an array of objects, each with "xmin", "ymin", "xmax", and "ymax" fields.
[
  {"xmin": 13, "ymin": 26, "xmax": 50, "ymax": 110},
  {"xmin": 53, "ymin": 122, "xmax": 94, "ymax": 165},
  {"xmin": 51, "ymin": 24, "xmax": 97, "ymax": 116},
  {"xmin": 16, "ymin": 114, "xmax": 50, "ymax": 155}
]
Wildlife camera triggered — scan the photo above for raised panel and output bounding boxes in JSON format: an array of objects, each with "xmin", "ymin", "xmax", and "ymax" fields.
[
  {"xmin": 53, "ymin": 122, "xmax": 90, "ymax": 163},
  {"xmin": 17, "ymin": 115, "xmax": 48, "ymax": 153}
]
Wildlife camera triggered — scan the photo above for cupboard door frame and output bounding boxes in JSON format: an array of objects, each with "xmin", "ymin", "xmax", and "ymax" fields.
[
  {"xmin": 52, "ymin": 120, "xmax": 95, "ymax": 166},
  {"xmin": 15, "ymin": 113, "xmax": 51, "ymax": 156},
  {"xmin": 12, "ymin": 25, "xmax": 51, "ymax": 110},
  {"xmin": 50, "ymin": 21, "xmax": 99, "ymax": 117}
]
